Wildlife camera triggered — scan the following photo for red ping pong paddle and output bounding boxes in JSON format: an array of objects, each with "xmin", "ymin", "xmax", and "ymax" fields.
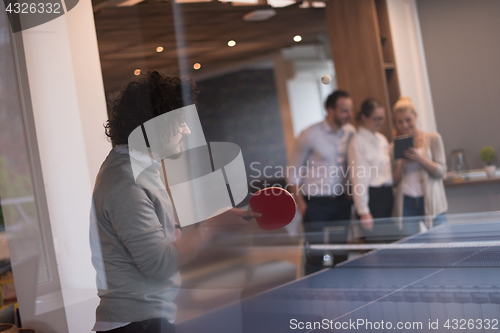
[{"xmin": 248, "ymin": 187, "xmax": 297, "ymax": 230}]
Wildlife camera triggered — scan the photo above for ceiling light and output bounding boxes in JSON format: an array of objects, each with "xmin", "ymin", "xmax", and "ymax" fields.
[
  {"xmin": 156, "ymin": 46, "xmax": 164, "ymax": 53},
  {"xmin": 175, "ymin": 0, "xmax": 211, "ymax": 2},
  {"xmin": 267, "ymin": 0, "xmax": 295, "ymax": 7},
  {"xmin": 117, "ymin": 0, "xmax": 145, "ymax": 6},
  {"xmin": 243, "ymin": 9, "xmax": 276, "ymax": 21},
  {"xmin": 193, "ymin": 63, "xmax": 201, "ymax": 70},
  {"xmin": 220, "ymin": 0, "xmax": 258, "ymax": 4},
  {"xmin": 134, "ymin": 69, "xmax": 141, "ymax": 75},
  {"xmin": 228, "ymin": 40, "xmax": 236, "ymax": 47},
  {"xmin": 311, "ymin": 1, "xmax": 325, "ymax": 7},
  {"xmin": 294, "ymin": 35, "xmax": 302, "ymax": 42},
  {"xmin": 93, "ymin": 0, "xmax": 145, "ymax": 11}
]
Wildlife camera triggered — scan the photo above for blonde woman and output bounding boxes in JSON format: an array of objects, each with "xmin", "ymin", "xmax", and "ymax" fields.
[
  {"xmin": 391, "ymin": 96, "xmax": 448, "ymax": 234},
  {"xmin": 348, "ymin": 98, "xmax": 393, "ymax": 234}
]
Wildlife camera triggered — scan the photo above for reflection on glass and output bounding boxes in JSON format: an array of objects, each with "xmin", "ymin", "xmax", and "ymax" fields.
[{"xmin": 0, "ymin": 15, "xmax": 49, "ymax": 285}]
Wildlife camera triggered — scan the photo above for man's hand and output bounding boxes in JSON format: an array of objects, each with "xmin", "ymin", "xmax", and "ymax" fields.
[
  {"xmin": 360, "ymin": 213, "xmax": 374, "ymax": 231},
  {"xmin": 201, "ymin": 208, "xmax": 261, "ymax": 240},
  {"xmin": 173, "ymin": 208, "xmax": 261, "ymax": 268}
]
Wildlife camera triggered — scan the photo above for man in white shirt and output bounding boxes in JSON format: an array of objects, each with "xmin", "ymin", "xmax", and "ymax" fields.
[{"xmin": 288, "ymin": 90, "xmax": 355, "ymax": 274}]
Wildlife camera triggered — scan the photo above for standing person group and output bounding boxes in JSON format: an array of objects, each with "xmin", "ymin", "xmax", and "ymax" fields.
[{"xmin": 289, "ymin": 91, "xmax": 448, "ymax": 273}]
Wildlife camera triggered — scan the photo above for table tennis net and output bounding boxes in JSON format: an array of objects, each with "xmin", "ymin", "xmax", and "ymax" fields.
[
  {"xmin": 341, "ymin": 246, "xmax": 500, "ymax": 268},
  {"xmin": 253, "ymin": 287, "xmax": 500, "ymax": 304}
]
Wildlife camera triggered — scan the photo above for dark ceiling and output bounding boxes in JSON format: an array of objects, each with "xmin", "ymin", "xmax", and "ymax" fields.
[{"xmin": 93, "ymin": 0, "xmax": 328, "ymax": 92}]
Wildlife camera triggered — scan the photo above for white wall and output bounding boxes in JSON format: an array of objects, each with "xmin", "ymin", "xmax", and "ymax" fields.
[
  {"xmin": 416, "ymin": 0, "xmax": 500, "ymax": 170},
  {"xmin": 387, "ymin": 0, "xmax": 436, "ymax": 133},
  {"xmin": 18, "ymin": 0, "xmax": 110, "ymax": 330},
  {"xmin": 282, "ymin": 45, "xmax": 336, "ymax": 136}
]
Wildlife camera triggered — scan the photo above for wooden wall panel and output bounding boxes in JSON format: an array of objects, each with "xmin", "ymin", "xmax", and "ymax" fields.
[{"xmin": 325, "ymin": 0, "xmax": 394, "ymax": 139}]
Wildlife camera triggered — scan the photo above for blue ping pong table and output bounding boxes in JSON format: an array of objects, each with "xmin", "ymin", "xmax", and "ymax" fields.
[{"xmin": 176, "ymin": 222, "xmax": 500, "ymax": 333}]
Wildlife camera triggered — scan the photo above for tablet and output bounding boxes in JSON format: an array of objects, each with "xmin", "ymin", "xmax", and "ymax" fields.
[{"xmin": 394, "ymin": 136, "xmax": 414, "ymax": 160}]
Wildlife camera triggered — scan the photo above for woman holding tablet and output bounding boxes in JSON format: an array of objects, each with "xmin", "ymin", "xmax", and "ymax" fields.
[
  {"xmin": 391, "ymin": 96, "xmax": 448, "ymax": 234},
  {"xmin": 348, "ymin": 98, "xmax": 393, "ymax": 232}
]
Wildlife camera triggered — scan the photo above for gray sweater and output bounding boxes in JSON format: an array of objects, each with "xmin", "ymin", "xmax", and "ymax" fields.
[{"xmin": 90, "ymin": 149, "xmax": 180, "ymax": 323}]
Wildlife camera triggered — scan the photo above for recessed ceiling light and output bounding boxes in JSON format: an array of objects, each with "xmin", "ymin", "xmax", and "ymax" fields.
[
  {"xmin": 134, "ymin": 69, "xmax": 141, "ymax": 75},
  {"xmin": 220, "ymin": 0, "xmax": 258, "ymax": 4},
  {"xmin": 299, "ymin": 0, "xmax": 325, "ymax": 8},
  {"xmin": 117, "ymin": 0, "xmax": 145, "ymax": 7},
  {"xmin": 156, "ymin": 46, "xmax": 164, "ymax": 53},
  {"xmin": 228, "ymin": 40, "xmax": 236, "ymax": 47},
  {"xmin": 267, "ymin": 0, "xmax": 295, "ymax": 8},
  {"xmin": 243, "ymin": 9, "xmax": 276, "ymax": 21},
  {"xmin": 293, "ymin": 35, "xmax": 302, "ymax": 42},
  {"xmin": 311, "ymin": 1, "xmax": 325, "ymax": 7},
  {"xmin": 193, "ymin": 63, "xmax": 201, "ymax": 70}
]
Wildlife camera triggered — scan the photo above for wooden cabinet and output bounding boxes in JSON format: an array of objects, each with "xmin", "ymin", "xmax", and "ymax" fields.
[{"xmin": 325, "ymin": 0, "xmax": 400, "ymax": 140}]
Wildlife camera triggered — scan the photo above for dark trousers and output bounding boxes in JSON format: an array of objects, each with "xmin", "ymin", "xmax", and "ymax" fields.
[
  {"xmin": 97, "ymin": 318, "xmax": 176, "ymax": 333},
  {"xmin": 368, "ymin": 186, "xmax": 393, "ymax": 219},
  {"xmin": 303, "ymin": 195, "xmax": 352, "ymax": 275},
  {"xmin": 360, "ymin": 186, "xmax": 394, "ymax": 242}
]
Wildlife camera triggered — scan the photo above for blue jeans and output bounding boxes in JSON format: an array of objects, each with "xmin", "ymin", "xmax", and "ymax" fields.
[
  {"xmin": 403, "ymin": 196, "xmax": 447, "ymax": 235},
  {"xmin": 433, "ymin": 212, "xmax": 448, "ymax": 227}
]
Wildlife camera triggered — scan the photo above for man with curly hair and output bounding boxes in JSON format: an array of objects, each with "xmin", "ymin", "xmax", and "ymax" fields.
[{"xmin": 90, "ymin": 71, "xmax": 259, "ymax": 333}]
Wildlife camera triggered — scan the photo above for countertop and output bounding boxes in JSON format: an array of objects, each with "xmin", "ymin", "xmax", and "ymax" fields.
[{"xmin": 444, "ymin": 168, "xmax": 500, "ymax": 187}]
